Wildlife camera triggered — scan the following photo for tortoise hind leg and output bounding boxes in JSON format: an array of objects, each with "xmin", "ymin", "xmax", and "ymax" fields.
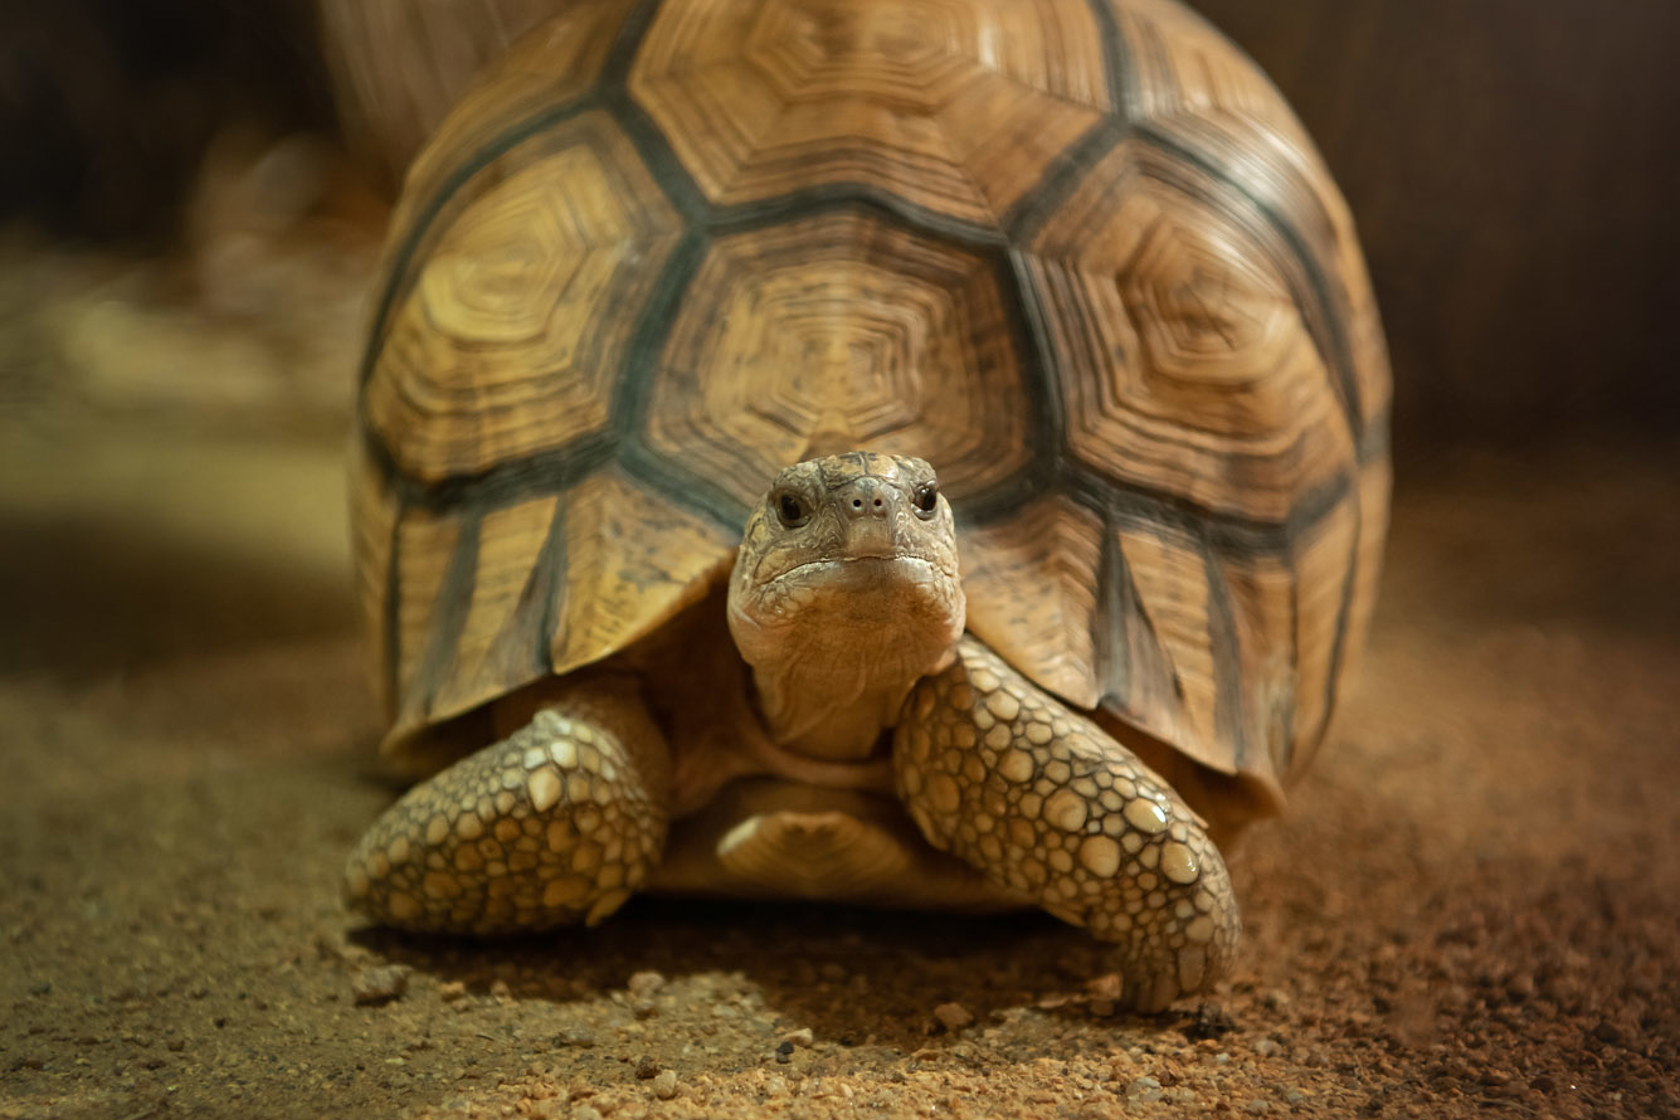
[
  {"xmin": 893, "ymin": 637, "xmax": 1241, "ymax": 1012},
  {"xmin": 345, "ymin": 675, "xmax": 670, "ymax": 933}
]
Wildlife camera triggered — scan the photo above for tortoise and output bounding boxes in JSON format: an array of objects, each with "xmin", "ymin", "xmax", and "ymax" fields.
[{"xmin": 342, "ymin": 0, "xmax": 1391, "ymax": 1011}]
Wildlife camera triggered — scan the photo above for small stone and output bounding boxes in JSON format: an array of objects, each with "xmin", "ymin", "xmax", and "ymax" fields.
[
  {"xmin": 1245, "ymin": 1101, "xmax": 1270, "ymax": 1114},
  {"xmin": 438, "ymin": 981, "xmax": 467, "ymax": 1002},
  {"xmin": 573, "ymin": 1108, "xmax": 603, "ymax": 1120},
  {"xmin": 1254, "ymin": 1037, "xmax": 1280, "ymax": 1058},
  {"xmin": 1127, "ymin": 1076, "xmax": 1163, "ymax": 1102},
  {"xmin": 628, "ymin": 970, "xmax": 666, "ymax": 998},
  {"xmin": 350, "ymin": 965, "xmax": 410, "ymax": 1006},
  {"xmin": 1085, "ymin": 973, "xmax": 1123, "ymax": 1002},
  {"xmin": 934, "ymin": 1002, "xmax": 974, "ymax": 1031},
  {"xmin": 634, "ymin": 1054, "xmax": 660, "ymax": 1080},
  {"xmin": 557, "ymin": 1025, "xmax": 597, "ymax": 1048},
  {"xmin": 1261, "ymin": 989, "xmax": 1291, "ymax": 1011},
  {"xmin": 783, "ymin": 1027, "xmax": 815, "ymax": 1049},
  {"xmin": 489, "ymin": 979, "xmax": 512, "ymax": 1001},
  {"xmin": 651, "ymin": 1068, "xmax": 678, "ymax": 1100},
  {"xmin": 1284, "ymin": 1088, "xmax": 1307, "ymax": 1104}
]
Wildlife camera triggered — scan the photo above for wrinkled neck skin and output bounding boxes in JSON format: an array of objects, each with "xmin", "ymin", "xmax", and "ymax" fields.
[{"xmin": 730, "ymin": 568, "xmax": 963, "ymax": 760}]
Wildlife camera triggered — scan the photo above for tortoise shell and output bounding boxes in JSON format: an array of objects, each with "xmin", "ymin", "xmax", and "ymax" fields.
[{"xmin": 351, "ymin": 0, "xmax": 1391, "ymax": 820}]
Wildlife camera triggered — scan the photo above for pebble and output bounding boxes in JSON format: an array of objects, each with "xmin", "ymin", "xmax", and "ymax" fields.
[
  {"xmin": 437, "ymin": 981, "xmax": 467, "ymax": 1002},
  {"xmin": 574, "ymin": 1108, "xmax": 603, "ymax": 1120},
  {"xmin": 1086, "ymin": 973, "xmax": 1124, "ymax": 1002},
  {"xmin": 934, "ymin": 1003, "xmax": 974, "ymax": 1031},
  {"xmin": 557, "ymin": 1025, "xmax": 597, "ymax": 1048},
  {"xmin": 783, "ymin": 1027, "xmax": 815, "ymax": 1049},
  {"xmin": 651, "ymin": 1069, "xmax": 678, "ymax": 1100},
  {"xmin": 1127, "ymin": 1076, "xmax": 1163, "ymax": 1103},
  {"xmin": 489, "ymin": 979, "xmax": 512, "ymax": 1001},
  {"xmin": 350, "ymin": 965, "xmax": 409, "ymax": 1006},
  {"xmin": 628, "ymin": 971, "xmax": 666, "ymax": 998},
  {"xmin": 1246, "ymin": 1100, "xmax": 1271, "ymax": 1114},
  {"xmin": 634, "ymin": 1055, "xmax": 660, "ymax": 1080},
  {"xmin": 1254, "ymin": 1038, "xmax": 1281, "ymax": 1058}
]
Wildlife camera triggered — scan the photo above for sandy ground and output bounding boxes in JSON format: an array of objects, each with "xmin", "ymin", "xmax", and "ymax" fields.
[{"xmin": 1, "ymin": 420, "xmax": 1677, "ymax": 1120}]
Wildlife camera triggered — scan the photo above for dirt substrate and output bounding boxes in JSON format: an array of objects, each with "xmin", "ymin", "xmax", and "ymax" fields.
[{"xmin": 1, "ymin": 433, "xmax": 1676, "ymax": 1119}]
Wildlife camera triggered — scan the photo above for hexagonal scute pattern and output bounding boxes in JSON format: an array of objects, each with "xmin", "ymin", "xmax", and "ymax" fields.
[
  {"xmin": 643, "ymin": 209, "xmax": 1037, "ymax": 511},
  {"xmin": 350, "ymin": 0, "xmax": 1392, "ymax": 804},
  {"xmin": 364, "ymin": 111, "xmax": 682, "ymax": 482},
  {"xmin": 1021, "ymin": 138, "xmax": 1355, "ymax": 523},
  {"xmin": 630, "ymin": 0, "xmax": 1112, "ymax": 225}
]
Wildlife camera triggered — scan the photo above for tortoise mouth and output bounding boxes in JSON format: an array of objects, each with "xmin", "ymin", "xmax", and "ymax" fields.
[{"xmin": 765, "ymin": 554, "xmax": 947, "ymax": 587}]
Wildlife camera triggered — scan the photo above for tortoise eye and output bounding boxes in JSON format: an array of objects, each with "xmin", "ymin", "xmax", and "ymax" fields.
[
  {"xmin": 775, "ymin": 491, "xmax": 809, "ymax": 528},
  {"xmin": 912, "ymin": 482, "xmax": 939, "ymax": 519}
]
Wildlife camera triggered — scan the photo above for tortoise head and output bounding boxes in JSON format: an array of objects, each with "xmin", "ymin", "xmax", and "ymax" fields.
[{"xmin": 727, "ymin": 453, "xmax": 966, "ymax": 748}]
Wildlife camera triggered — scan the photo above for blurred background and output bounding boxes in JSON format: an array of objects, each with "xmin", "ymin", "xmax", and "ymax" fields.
[
  {"xmin": 3, "ymin": 0, "xmax": 1676, "ymax": 451},
  {"xmin": 4, "ymin": 0, "xmax": 1676, "ymax": 674}
]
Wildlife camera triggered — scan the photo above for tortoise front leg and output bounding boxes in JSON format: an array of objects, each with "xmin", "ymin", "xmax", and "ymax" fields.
[
  {"xmin": 344, "ymin": 676, "xmax": 670, "ymax": 933},
  {"xmin": 894, "ymin": 637, "xmax": 1240, "ymax": 1011}
]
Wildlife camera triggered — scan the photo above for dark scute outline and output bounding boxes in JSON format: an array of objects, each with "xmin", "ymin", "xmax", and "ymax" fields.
[
  {"xmin": 357, "ymin": 93, "xmax": 602, "ymax": 392},
  {"xmin": 362, "ymin": 0, "xmax": 1382, "ymax": 771},
  {"xmin": 406, "ymin": 512, "xmax": 484, "ymax": 725},
  {"xmin": 1135, "ymin": 121, "xmax": 1365, "ymax": 450},
  {"xmin": 527, "ymin": 501, "xmax": 569, "ymax": 677},
  {"xmin": 381, "ymin": 500, "xmax": 405, "ymax": 713},
  {"xmin": 1086, "ymin": 0, "xmax": 1139, "ymax": 119},
  {"xmin": 1200, "ymin": 545, "xmax": 1248, "ymax": 771}
]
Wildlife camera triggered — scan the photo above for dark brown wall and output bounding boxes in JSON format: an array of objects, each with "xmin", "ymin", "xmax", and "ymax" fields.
[
  {"xmin": 1192, "ymin": 0, "xmax": 1680, "ymax": 446},
  {"xmin": 0, "ymin": 0, "xmax": 332, "ymax": 243}
]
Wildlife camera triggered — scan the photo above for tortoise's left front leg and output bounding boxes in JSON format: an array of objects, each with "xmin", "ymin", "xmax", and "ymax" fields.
[
  {"xmin": 344, "ymin": 675, "xmax": 669, "ymax": 933},
  {"xmin": 894, "ymin": 637, "xmax": 1241, "ymax": 1011}
]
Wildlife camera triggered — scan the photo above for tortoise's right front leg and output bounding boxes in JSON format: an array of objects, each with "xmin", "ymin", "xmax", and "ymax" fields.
[
  {"xmin": 893, "ymin": 638, "xmax": 1241, "ymax": 1011},
  {"xmin": 344, "ymin": 676, "xmax": 670, "ymax": 933}
]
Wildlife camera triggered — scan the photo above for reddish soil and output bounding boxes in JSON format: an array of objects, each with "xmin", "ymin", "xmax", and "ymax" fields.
[{"xmin": 1, "ymin": 424, "xmax": 1677, "ymax": 1119}]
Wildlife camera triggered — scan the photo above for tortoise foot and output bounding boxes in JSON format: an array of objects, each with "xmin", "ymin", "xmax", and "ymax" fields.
[
  {"xmin": 894, "ymin": 637, "xmax": 1240, "ymax": 1011},
  {"xmin": 345, "ymin": 680, "xmax": 670, "ymax": 933}
]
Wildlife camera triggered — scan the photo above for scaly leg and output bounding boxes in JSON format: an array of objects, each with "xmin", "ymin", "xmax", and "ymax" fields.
[
  {"xmin": 344, "ymin": 676, "xmax": 670, "ymax": 933},
  {"xmin": 894, "ymin": 637, "xmax": 1241, "ymax": 1011}
]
